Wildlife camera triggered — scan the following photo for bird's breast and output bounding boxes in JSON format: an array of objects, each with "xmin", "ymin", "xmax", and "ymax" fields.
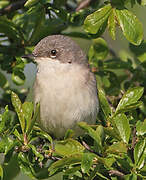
[{"xmin": 34, "ymin": 60, "xmax": 99, "ymax": 138}]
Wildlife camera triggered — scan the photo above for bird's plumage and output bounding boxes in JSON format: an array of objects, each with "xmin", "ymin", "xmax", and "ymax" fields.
[{"xmin": 33, "ymin": 35, "xmax": 99, "ymax": 138}]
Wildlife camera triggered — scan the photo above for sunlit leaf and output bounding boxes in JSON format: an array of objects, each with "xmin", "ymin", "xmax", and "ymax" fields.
[
  {"xmin": 81, "ymin": 153, "xmax": 96, "ymax": 173},
  {"xmin": 115, "ymin": 8, "xmax": 143, "ymax": 45},
  {"xmin": 0, "ymin": 106, "xmax": 11, "ymax": 134},
  {"xmin": 136, "ymin": 119, "xmax": 146, "ymax": 136},
  {"xmin": 54, "ymin": 139, "xmax": 84, "ymax": 157},
  {"xmin": 0, "ymin": 165, "xmax": 3, "ymax": 180},
  {"xmin": 26, "ymin": 103, "xmax": 40, "ymax": 135},
  {"xmin": 98, "ymin": 88, "xmax": 111, "ymax": 119},
  {"xmin": 114, "ymin": 113, "xmax": 131, "ymax": 143},
  {"xmin": 48, "ymin": 154, "xmax": 82, "ymax": 176},
  {"xmin": 24, "ymin": 0, "xmax": 39, "ymax": 8},
  {"xmin": 116, "ymin": 87, "xmax": 144, "ymax": 113},
  {"xmin": 106, "ymin": 142, "xmax": 127, "ymax": 154},
  {"xmin": 84, "ymin": 4, "xmax": 112, "ymax": 34},
  {"xmin": 134, "ymin": 139, "xmax": 146, "ymax": 166},
  {"xmin": 22, "ymin": 102, "xmax": 33, "ymax": 134},
  {"xmin": 108, "ymin": 9, "xmax": 116, "ymax": 40},
  {"xmin": 11, "ymin": 92, "xmax": 25, "ymax": 134}
]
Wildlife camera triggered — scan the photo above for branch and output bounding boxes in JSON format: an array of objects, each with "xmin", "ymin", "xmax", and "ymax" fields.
[
  {"xmin": 109, "ymin": 170, "xmax": 125, "ymax": 177},
  {"xmin": 0, "ymin": 0, "xmax": 26, "ymax": 16},
  {"xmin": 76, "ymin": 0, "xmax": 92, "ymax": 11}
]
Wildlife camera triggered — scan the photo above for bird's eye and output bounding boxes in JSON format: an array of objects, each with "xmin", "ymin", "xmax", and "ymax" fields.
[{"xmin": 50, "ymin": 49, "xmax": 57, "ymax": 58}]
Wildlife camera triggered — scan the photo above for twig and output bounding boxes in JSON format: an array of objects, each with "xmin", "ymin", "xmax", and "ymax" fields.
[
  {"xmin": 109, "ymin": 170, "xmax": 125, "ymax": 177},
  {"xmin": 0, "ymin": 0, "xmax": 26, "ymax": 16},
  {"xmin": 76, "ymin": 0, "xmax": 92, "ymax": 11},
  {"xmin": 82, "ymin": 140, "xmax": 102, "ymax": 157},
  {"xmin": 131, "ymin": 126, "xmax": 137, "ymax": 149}
]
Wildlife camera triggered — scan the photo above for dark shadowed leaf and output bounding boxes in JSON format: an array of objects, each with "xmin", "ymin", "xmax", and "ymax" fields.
[
  {"xmin": 115, "ymin": 8, "xmax": 143, "ymax": 45},
  {"xmin": 78, "ymin": 122, "xmax": 102, "ymax": 151},
  {"xmin": 98, "ymin": 88, "xmax": 111, "ymax": 119},
  {"xmin": 0, "ymin": 72, "xmax": 9, "ymax": 89},
  {"xmin": 129, "ymin": 41, "xmax": 146, "ymax": 62},
  {"xmin": 88, "ymin": 38, "xmax": 109, "ymax": 60},
  {"xmin": 12, "ymin": 70, "xmax": 25, "ymax": 85}
]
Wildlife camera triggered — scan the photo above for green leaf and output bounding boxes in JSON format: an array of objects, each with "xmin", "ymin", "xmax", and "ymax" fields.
[
  {"xmin": 48, "ymin": 154, "xmax": 82, "ymax": 176},
  {"xmin": 54, "ymin": 139, "xmax": 85, "ymax": 157},
  {"xmin": 13, "ymin": 129, "xmax": 22, "ymax": 142},
  {"xmin": 108, "ymin": 9, "xmax": 116, "ymax": 40},
  {"xmin": 11, "ymin": 91, "xmax": 25, "ymax": 134},
  {"xmin": 0, "ymin": 17, "xmax": 22, "ymax": 43},
  {"xmin": 0, "ymin": 72, "xmax": 9, "ymax": 89},
  {"xmin": 106, "ymin": 141, "xmax": 127, "ymax": 154},
  {"xmin": 136, "ymin": 119, "xmax": 146, "ymax": 136},
  {"xmin": 129, "ymin": 41, "xmax": 146, "ymax": 62},
  {"xmin": 26, "ymin": 103, "xmax": 40, "ymax": 135},
  {"xmin": 81, "ymin": 153, "xmax": 96, "ymax": 173},
  {"xmin": 88, "ymin": 38, "xmax": 109, "ymax": 60},
  {"xmin": 29, "ymin": 5, "xmax": 46, "ymax": 44},
  {"xmin": 0, "ymin": 1, "xmax": 9, "ymax": 9},
  {"xmin": 64, "ymin": 129, "xmax": 75, "ymax": 139},
  {"xmin": 104, "ymin": 127, "xmax": 121, "ymax": 141},
  {"xmin": 137, "ymin": 0, "xmax": 146, "ymax": 6},
  {"xmin": 12, "ymin": 70, "xmax": 25, "ymax": 85},
  {"xmin": 24, "ymin": 0, "xmax": 39, "ymax": 8},
  {"xmin": 0, "ymin": 106, "xmax": 11, "ymax": 134},
  {"xmin": 78, "ymin": 122, "xmax": 102, "ymax": 151},
  {"xmin": 116, "ymin": 87, "xmax": 144, "ymax": 114},
  {"xmin": 0, "ymin": 165, "xmax": 3, "ymax": 180},
  {"xmin": 64, "ymin": 166, "xmax": 81, "ymax": 175},
  {"xmin": 134, "ymin": 139, "xmax": 146, "ymax": 166},
  {"xmin": 35, "ymin": 130, "xmax": 53, "ymax": 144},
  {"xmin": 113, "ymin": 113, "xmax": 131, "ymax": 143},
  {"xmin": 98, "ymin": 88, "xmax": 111, "ymax": 119},
  {"xmin": 28, "ymin": 144, "xmax": 44, "ymax": 162},
  {"xmin": 18, "ymin": 152, "xmax": 35, "ymax": 179},
  {"xmin": 84, "ymin": 4, "xmax": 112, "ymax": 34},
  {"xmin": 22, "ymin": 102, "xmax": 33, "ymax": 134},
  {"xmin": 115, "ymin": 8, "xmax": 143, "ymax": 45}
]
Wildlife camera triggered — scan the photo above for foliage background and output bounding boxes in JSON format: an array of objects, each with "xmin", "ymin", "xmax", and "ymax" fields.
[{"xmin": 0, "ymin": 0, "xmax": 146, "ymax": 179}]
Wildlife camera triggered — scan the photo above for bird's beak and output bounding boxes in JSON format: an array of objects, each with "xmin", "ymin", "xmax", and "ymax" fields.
[{"xmin": 22, "ymin": 54, "xmax": 34, "ymax": 59}]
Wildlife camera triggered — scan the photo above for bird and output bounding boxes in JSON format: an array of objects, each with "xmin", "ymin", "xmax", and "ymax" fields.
[{"xmin": 29, "ymin": 35, "xmax": 99, "ymax": 139}]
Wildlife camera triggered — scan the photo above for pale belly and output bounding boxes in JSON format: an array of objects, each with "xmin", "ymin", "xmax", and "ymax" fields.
[{"xmin": 34, "ymin": 63, "xmax": 99, "ymax": 138}]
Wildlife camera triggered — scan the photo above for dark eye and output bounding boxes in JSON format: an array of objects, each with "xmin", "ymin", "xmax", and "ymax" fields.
[{"xmin": 50, "ymin": 49, "xmax": 57, "ymax": 58}]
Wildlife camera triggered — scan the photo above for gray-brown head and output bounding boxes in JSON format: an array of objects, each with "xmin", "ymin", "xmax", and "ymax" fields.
[{"xmin": 32, "ymin": 35, "xmax": 88, "ymax": 65}]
